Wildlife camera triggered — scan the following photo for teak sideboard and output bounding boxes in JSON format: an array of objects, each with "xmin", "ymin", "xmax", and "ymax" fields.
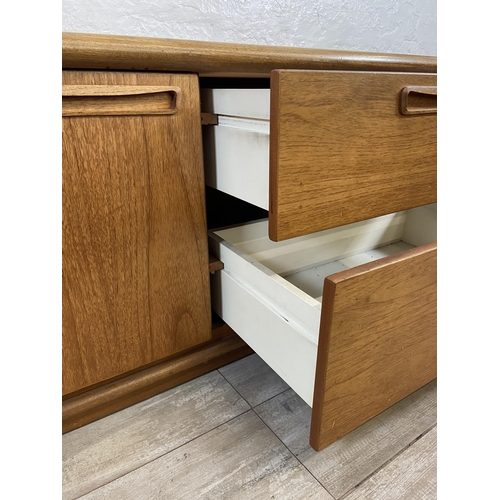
[{"xmin": 62, "ymin": 33, "xmax": 437, "ymax": 451}]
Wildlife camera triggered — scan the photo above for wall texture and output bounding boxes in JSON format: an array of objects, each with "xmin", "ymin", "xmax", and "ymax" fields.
[{"xmin": 62, "ymin": 0, "xmax": 436, "ymax": 56}]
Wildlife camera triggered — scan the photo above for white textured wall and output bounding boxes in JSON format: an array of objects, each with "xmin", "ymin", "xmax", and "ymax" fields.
[{"xmin": 62, "ymin": 0, "xmax": 436, "ymax": 56}]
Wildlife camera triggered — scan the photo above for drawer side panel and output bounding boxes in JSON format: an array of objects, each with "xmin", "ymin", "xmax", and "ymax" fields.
[
  {"xmin": 212, "ymin": 269, "xmax": 318, "ymax": 405},
  {"xmin": 203, "ymin": 125, "xmax": 270, "ymax": 210}
]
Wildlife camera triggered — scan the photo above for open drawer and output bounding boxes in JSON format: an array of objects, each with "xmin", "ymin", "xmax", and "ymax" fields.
[
  {"xmin": 209, "ymin": 203, "xmax": 437, "ymax": 451},
  {"xmin": 202, "ymin": 70, "xmax": 437, "ymax": 241}
]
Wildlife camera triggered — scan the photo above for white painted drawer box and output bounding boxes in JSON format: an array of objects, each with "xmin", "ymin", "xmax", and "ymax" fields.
[
  {"xmin": 209, "ymin": 203, "xmax": 437, "ymax": 451},
  {"xmin": 202, "ymin": 88, "xmax": 271, "ymax": 211}
]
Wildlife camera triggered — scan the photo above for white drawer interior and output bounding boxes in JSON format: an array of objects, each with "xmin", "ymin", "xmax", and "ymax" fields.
[
  {"xmin": 202, "ymin": 89, "xmax": 271, "ymax": 209},
  {"xmin": 209, "ymin": 204, "xmax": 437, "ymax": 406},
  {"xmin": 201, "ymin": 88, "xmax": 270, "ymax": 120}
]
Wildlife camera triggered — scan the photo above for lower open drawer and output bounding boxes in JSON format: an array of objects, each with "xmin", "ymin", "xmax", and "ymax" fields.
[{"xmin": 209, "ymin": 203, "xmax": 437, "ymax": 451}]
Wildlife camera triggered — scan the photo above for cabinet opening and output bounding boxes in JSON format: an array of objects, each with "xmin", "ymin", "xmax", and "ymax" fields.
[{"xmin": 205, "ymin": 186, "xmax": 268, "ymax": 231}]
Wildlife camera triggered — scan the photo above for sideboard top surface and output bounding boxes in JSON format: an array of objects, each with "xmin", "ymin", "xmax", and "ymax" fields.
[{"xmin": 62, "ymin": 32, "xmax": 437, "ymax": 77}]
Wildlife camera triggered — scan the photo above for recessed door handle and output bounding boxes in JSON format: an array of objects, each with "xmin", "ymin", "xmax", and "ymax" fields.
[
  {"xmin": 400, "ymin": 86, "xmax": 437, "ymax": 115},
  {"xmin": 62, "ymin": 85, "xmax": 180, "ymax": 117}
]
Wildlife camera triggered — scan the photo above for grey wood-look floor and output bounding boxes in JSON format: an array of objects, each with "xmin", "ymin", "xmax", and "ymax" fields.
[{"xmin": 63, "ymin": 354, "xmax": 437, "ymax": 500}]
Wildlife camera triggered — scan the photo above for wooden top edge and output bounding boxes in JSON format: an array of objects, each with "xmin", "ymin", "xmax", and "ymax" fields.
[
  {"xmin": 62, "ymin": 32, "xmax": 437, "ymax": 76},
  {"xmin": 326, "ymin": 240, "xmax": 437, "ymax": 286}
]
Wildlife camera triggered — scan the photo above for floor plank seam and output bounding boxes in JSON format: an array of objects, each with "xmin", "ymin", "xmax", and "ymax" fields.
[
  {"xmin": 292, "ymin": 457, "xmax": 338, "ymax": 499},
  {"xmin": 335, "ymin": 423, "xmax": 437, "ymax": 500},
  {"xmin": 70, "ymin": 408, "xmax": 255, "ymax": 500},
  {"xmin": 216, "ymin": 368, "xmax": 290, "ymax": 408},
  {"xmin": 251, "ymin": 409, "xmax": 336, "ymax": 499}
]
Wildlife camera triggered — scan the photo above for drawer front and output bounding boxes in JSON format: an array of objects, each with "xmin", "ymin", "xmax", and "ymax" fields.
[
  {"xmin": 269, "ymin": 70, "xmax": 437, "ymax": 241},
  {"xmin": 310, "ymin": 242, "xmax": 437, "ymax": 450}
]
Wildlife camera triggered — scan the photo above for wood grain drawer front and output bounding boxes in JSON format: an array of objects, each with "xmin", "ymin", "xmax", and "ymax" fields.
[
  {"xmin": 209, "ymin": 203, "xmax": 436, "ymax": 451},
  {"xmin": 270, "ymin": 70, "xmax": 436, "ymax": 240},
  {"xmin": 202, "ymin": 71, "xmax": 436, "ymax": 241},
  {"xmin": 62, "ymin": 71, "xmax": 211, "ymax": 396},
  {"xmin": 310, "ymin": 241, "xmax": 436, "ymax": 450}
]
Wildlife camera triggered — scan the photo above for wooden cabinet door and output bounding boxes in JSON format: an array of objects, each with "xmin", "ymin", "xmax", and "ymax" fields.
[{"xmin": 62, "ymin": 71, "xmax": 211, "ymax": 396}]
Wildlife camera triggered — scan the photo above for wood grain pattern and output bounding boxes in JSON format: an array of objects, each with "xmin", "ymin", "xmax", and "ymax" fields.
[
  {"xmin": 62, "ymin": 32, "xmax": 437, "ymax": 76},
  {"xmin": 344, "ymin": 427, "xmax": 437, "ymax": 500},
  {"xmin": 310, "ymin": 242, "xmax": 436, "ymax": 451},
  {"xmin": 76, "ymin": 412, "xmax": 332, "ymax": 500},
  {"xmin": 62, "ymin": 71, "xmax": 211, "ymax": 395},
  {"xmin": 256, "ymin": 381, "xmax": 436, "ymax": 499},
  {"xmin": 62, "ymin": 332, "xmax": 252, "ymax": 434},
  {"xmin": 62, "ymin": 84, "xmax": 178, "ymax": 97},
  {"xmin": 62, "ymin": 370, "xmax": 251, "ymax": 500},
  {"xmin": 269, "ymin": 70, "xmax": 437, "ymax": 241}
]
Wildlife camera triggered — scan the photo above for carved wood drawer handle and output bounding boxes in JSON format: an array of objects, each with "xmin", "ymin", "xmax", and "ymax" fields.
[
  {"xmin": 62, "ymin": 85, "xmax": 180, "ymax": 117},
  {"xmin": 400, "ymin": 86, "xmax": 437, "ymax": 115}
]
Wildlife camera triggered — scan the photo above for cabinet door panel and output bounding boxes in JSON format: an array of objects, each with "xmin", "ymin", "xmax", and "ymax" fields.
[{"xmin": 62, "ymin": 71, "xmax": 211, "ymax": 395}]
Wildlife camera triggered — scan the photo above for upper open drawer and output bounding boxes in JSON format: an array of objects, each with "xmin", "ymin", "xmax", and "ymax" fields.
[{"xmin": 202, "ymin": 70, "xmax": 437, "ymax": 241}]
